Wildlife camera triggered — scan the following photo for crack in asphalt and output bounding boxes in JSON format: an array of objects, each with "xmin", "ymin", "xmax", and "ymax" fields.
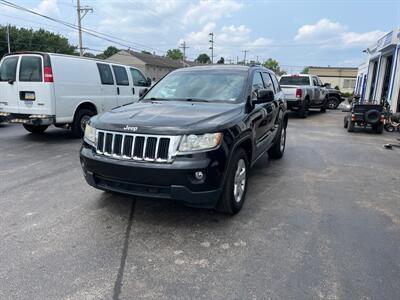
[{"xmin": 112, "ymin": 199, "xmax": 136, "ymax": 300}]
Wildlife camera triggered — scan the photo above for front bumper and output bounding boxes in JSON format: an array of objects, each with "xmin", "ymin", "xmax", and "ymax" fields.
[
  {"xmin": 80, "ymin": 144, "xmax": 227, "ymax": 208},
  {"xmin": 0, "ymin": 113, "xmax": 54, "ymax": 125}
]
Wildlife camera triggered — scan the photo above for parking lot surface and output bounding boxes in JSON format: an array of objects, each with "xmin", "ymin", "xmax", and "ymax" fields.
[{"xmin": 1, "ymin": 110, "xmax": 400, "ymax": 300}]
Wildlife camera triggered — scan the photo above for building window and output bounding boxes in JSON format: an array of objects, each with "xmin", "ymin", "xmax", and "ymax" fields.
[{"xmin": 343, "ymin": 79, "xmax": 356, "ymax": 89}]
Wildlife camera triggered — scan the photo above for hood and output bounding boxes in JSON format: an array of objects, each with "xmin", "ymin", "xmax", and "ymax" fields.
[{"xmin": 91, "ymin": 100, "xmax": 243, "ymax": 134}]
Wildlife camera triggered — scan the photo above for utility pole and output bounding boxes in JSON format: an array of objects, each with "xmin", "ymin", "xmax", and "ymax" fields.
[
  {"xmin": 236, "ymin": 56, "xmax": 239, "ymax": 65},
  {"xmin": 209, "ymin": 32, "xmax": 214, "ymax": 64},
  {"xmin": 76, "ymin": 0, "xmax": 93, "ymax": 56},
  {"xmin": 6, "ymin": 24, "xmax": 10, "ymax": 53},
  {"xmin": 179, "ymin": 41, "xmax": 189, "ymax": 65},
  {"xmin": 242, "ymin": 50, "xmax": 249, "ymax": 66},
  {"xmin": 256, "ymin": 55, "xmax": 259, "ymax": 64}
]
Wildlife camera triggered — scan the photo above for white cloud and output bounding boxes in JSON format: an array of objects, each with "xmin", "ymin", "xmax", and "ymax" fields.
[
  {"xmin": 183, "ymin": 0, "xmax": 242, "ymax": 25},
  {"xmin": 295, "ymin": 18, "xmax": 386, "ymax": 47},
  {"xmin": 34, "ymin": 0, "xmax": 59, "ymax": 16}
]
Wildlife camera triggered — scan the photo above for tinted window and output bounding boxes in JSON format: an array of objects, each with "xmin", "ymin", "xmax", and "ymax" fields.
[
  {"xmin": 261, "ymin": 72, "xmax": 274, "ymax": 91},
  {"xmin": 130, "ymin": 68, "xmax": 147, "ymax": 86},
  {"xmin": 112, "ymin": 66, "xmax": 129, "ymax": 86},
  {"xmin": 143, "ymin": 70, "xmax": 247, "ymax": 102},
  {"xmin": 97, "ymin": 63, "xmax": 114, "ymax": 85},
  {"xmin": 312, "ymin": 77, "xmax": 319, "ymax": 86},
  {"xmin": 19, "ymin": 56, "xmax": 42, "ymax": 82},
  {"xmin": 279, "ymin": 76, "xmax": 310, "ymax": 86},
  {"xmin": 0, "ymin": 56, "xmax": 18, "ymax": 81},
  {"xmin": 252, "ymin": 72, "xmax": 264, "ymax": 100},
  {"xmin": 270, "ymin": 74, "xmax": 281, "ymax": 92}
]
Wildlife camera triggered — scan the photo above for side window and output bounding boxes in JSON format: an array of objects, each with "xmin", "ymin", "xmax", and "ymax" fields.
[
  {"xmin": 97, "ymin": 63, "xmax": 114, "ymax": 85},
  {"xmin": 130, "ymin": 68, "xmax": 147, "ymax": 86},
  {"xmin": 261, "ymin": 72, "xmax": 274, "ymax": 92},
  {"xmin": 0, "ymin": 56, "xmax": 19, "ymax": 82},
  {"xmin": 112, "ymin": 65, "xmax": 129, "ymax": 86},
  {"xmin": 251, "ymin": 72, "xmax": 264, "ymax": 100},
  {"xmin": 312, "ymin": 77, "xmax": 319, "ymax": 86},
  {"xmin": 270, "ymin": 74, "xmax": 281, "ymax": 92},
  {"xmin": 317, "ymin": 77, "xmax": 323, "ymax": 86},
  {"xmin": 19, "ymin": 56, "xmax": 42, "ymax": 82}
]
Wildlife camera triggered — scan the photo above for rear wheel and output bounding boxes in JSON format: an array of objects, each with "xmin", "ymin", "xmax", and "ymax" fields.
[
  {"xmin": 268, "ymin": 123, "xmax": 286, "ymax": 159},
  {"xmin": 320, "ymin": 105, "xmax": 327, "ymax": 113},
  {"xmin": 71, "ymin": 108, "xmax": 95, "ymax": 138},
  {"xmin": 347, "ymin": 121, "xmax": 355, "ymax": 132},
  {"xmin": 23, "ymin": 124, "xmax": 48, "ymax": 134},
  {"xmin": 216, "ymin": 148, "xmax": 248, "ymax": 215},
  {"xmin": 298, "ymin": 100, "xmax": 309, "ymax": 118},
  {"xmin": 344, "ymin": 116, "xmax": 349, "ymax": 128}
]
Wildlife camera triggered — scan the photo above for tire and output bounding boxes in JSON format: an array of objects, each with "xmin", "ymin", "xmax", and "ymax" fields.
[
  {"xmin": 327, "ymin": 97, "xmax": 339, "ymax": 109},
  {"xmin": 298, "ymin": 100, "xmax": 309, "ymax": 118},
  {"xmin": 347, "ymin": 121, "xmax": 355, "ymax": 132},
  {"xmin": 344, "ymin": 116, "xmax": 348, "ymax": 128},
  {"xmin": 385, "ymin": 124, "xmax": 395, "ymax": 132},
  {"xmin": 71, "ymin": 108, "xmax": 95, "ymax": 138},
  {"xmin": 375, "ymin": 123, "xmax": 384, "ymax": 134},
  {"xmin": 320, "ymin": 105, "xmax": 326, "ymax": 113},
  {"xmin": 364, "ymin": 109, "xmax": 380, "ymax": 125},
  {"xmin": 268, "ymin": 122, "xmax": 286, "ymax": 159},
  {"xmin": 216, "ymin": 148, "xmax": 249, "ymax": 215},
  {"xmin": 23, "ymin": 124, "xmax": 48, "ymax": 134}
]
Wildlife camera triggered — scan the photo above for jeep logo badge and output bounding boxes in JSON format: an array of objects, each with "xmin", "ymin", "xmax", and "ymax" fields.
[{"xmin": 123, "ymin": 125, "xmax": 138, "ymax": 132}]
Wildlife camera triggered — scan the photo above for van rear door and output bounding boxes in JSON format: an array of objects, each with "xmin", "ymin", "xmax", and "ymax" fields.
[
  {"xmin": 17, "ymin": 54, "xmax": 55, "ymax": 115},
  {"xmin": 0, "ymin": 55, "xmax": 20, "ymax": 114}
]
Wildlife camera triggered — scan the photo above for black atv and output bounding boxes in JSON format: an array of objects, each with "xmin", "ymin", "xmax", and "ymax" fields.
[{"xmin": 344, "ymin": 103, "xmax": 384, "ymax": 133}]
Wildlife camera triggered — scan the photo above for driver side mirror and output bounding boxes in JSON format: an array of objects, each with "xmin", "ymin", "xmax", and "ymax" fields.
[
  {"xmin": 146, "ymin": 77, "xmax": 152, "ymax": 87},
  {"xmin": 323, "ymin": 83, "xmax": 330, "ymax": 88},
  {"xmin": 253, "ymin": 89, "xmax": 274, "ymax": 104}
]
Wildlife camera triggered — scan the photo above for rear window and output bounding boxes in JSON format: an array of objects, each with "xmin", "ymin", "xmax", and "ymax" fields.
[
  {"xmin": 97, "ymin": 63, "xmax": 114, "ymax": 85},
  {"xmin": 19, "ymin": 56, "xmax": 42, "ymax": 82},
  {"xmin": 0, "ymin": 56, "xmax": 18, "ymax": 82},
  {"xmin": 112, "ymin": 66, "xmax": 129, "ymax": 86},
  {"xmin": 279, "ymin": 76, "xmax": 310, "ymax": 86}
]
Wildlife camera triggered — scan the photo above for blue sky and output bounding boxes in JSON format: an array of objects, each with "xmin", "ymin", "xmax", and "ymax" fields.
[{"xmin": 1, "ymin": 0, "xmax": 399, "ymax": 72}]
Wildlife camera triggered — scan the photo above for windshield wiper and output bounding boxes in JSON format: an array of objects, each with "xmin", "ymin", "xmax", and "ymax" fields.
[
  {"xmin": 146, "ymin": 97, "xmax": 168, "ymax": 101},
  {"xmin": 177, "ymin": 98, "xmax": 209, "ymax": 103}
]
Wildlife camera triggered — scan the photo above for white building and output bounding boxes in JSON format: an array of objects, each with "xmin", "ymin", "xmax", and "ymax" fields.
[{"xmin": 355, "ymin": 27, "xmax": 400, "ymax": 112}]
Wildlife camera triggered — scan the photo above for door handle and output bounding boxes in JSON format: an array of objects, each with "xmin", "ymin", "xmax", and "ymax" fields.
[
  {"xmin": 117, "ymin": 87, "xmax": 120, "ymax": 95},
  {"xmin": 132, "ymin": 87, "xmax": 135, "ymax": 95}
]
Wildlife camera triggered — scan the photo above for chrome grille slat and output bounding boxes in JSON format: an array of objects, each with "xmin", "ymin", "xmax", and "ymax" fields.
[{"xmin": 95, "ymin": 130, "xmax": 179, "ymax": 163}]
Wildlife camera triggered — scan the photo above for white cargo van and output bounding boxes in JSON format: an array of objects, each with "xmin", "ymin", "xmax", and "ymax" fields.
[{"xmin": 0, "ymin": 52, "xmax": 151, "ymax": 137}]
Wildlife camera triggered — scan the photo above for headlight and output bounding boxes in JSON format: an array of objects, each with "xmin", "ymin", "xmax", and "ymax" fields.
[
  {"xmin": 178, "ymin": 133, "xmax": 222, "ymax": 153},
  {"xmin": 84, "ymin": 123, "xmax": 96, "ymax": 146}
]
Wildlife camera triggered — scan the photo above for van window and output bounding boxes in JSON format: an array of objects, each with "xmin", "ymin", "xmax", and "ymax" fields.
[
  {"xmin": 97, "ymin": 63, "xmax": 114, "ymax": 85},
  {"xmin": 112, "ymin": 66, "xmax": 129, "ymax": 86},
  {"xmin": 130, "ymin": 68, "xmax": 147, "ymax": 86},
  {"xmin": 0, "ymin": 56, "xmax": 18, "ymax": 82},
  {"xmin": 19, "ymin": 56, "xmax": 42, "ymax": 82}
]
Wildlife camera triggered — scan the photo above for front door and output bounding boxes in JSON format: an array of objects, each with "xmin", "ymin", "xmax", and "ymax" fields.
[
  {"xmin": 129, "ymin": 67, "xmax": 149, "ymax": 100},
  {"xmin": 0, "ymin": 55, "xmax": 20, "ymax": 114},
  {"xmin": 112, "ymin": 65, "xmax": 134, "ymax": 106}
]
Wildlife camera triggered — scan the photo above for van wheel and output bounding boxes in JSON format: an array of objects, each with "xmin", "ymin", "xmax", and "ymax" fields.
[
  {"xmin": 72, "ymin": 108, "xmax": 95, "ymax": 138},
  {"xmin": 23, "ymin": 124, "xmax": 48, "ymax": 134},
  {"xmin": 216, "ymin": 148, "xmax": 248, "ymax": 215}
]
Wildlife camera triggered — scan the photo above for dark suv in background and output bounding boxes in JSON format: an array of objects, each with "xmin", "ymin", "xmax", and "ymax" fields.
[{"xmin": 80, "ymin": 65, "xmax": 288, "ymax": 214}]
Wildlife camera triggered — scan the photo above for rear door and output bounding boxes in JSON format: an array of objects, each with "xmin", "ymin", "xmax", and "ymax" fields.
[
  {"xmin": 18, "ymin": 54, "xmax": 54, "ymax": 115},
  {"xmin": 112, "ymin": 65, "xmax": 133, "ymax": 106},
  {"xmin": 129, "ymin": 67, "xmax": 149, "ymax": 100},
  {"xmin": 262, "ymin": 72, "xmax": 280, "ymax": 144},
  {"xmin": 0, "ymin": 55, "xmax": 20, "ymax": 113},
  {"xmin": 96, "ymin": 63, "xmax": 118, "ymax": 111}
]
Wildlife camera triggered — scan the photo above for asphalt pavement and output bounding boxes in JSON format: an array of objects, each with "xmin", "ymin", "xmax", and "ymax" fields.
[{"xmin": 1, "ymin": 110, "xmax": 400, "ymax": 300}]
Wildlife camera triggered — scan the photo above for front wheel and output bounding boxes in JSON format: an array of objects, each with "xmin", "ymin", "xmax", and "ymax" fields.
[
  {"xmin": 347, "ymin": 121, "xmax": 355, "ymax": 132},
  {"xmin": 216, "ymin": 148, "xmax": 249, "ymax": 215},
  {"xmin": 327, "ymin": 97, "xmax": 339, "ymax": 109},
  {"xmin": 385, "ymin": 124, "xmax": 395, "ymax": 132},
  {"xmin": 23, "ymin": 124, "xmax": 48, "ymax": 134}
]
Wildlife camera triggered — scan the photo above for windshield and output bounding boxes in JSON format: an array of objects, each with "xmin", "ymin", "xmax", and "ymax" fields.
[
  {"xmin": 143, "ymin": 70, "xmax": 247, "ymax": 102},
  {"xmin": 279, "ymin": 76, "xmax": 310, "ymax": 86}
]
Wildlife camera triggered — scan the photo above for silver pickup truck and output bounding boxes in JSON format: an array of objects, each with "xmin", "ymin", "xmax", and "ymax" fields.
[{"xmin": 279, "ymin": 74, "xmax": 328, "ymax": 118}]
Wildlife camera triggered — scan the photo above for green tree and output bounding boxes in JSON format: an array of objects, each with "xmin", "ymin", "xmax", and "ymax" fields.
[
  {"xmin": 262, "ymin": 58, "xmax": 286, "ymax": 76},
  {"xmin": 0, "ymin": 26, "xmax": 76, "ymax": 58},
  {"xmin": 83, "ymin": 52, "xmax": 96, "ymax": 58},
  {"xmin": 141, "ymin": 50, "xmax": 151, "ymax": 55},
  {"xmin": 195, "ymin": 53, "xmax": 211, "ymax": 64},
  {"xmin": 301, "ymin": 67, "xmax": 309, "ymax": 74},
  {"xmin": 217, "ymin": 57, "xmax": 225, "ymax": 64},
  {"xmin": 96, "ymin": 46, "xmax": 119, "ymax": 59},
  {"xmin": 166, "ymin": 48, "xmax": 183, "ymax": 60}
]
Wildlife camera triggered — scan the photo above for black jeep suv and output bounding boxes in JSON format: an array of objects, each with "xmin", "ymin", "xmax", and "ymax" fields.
[
  {"xmin": 344, "ymin": 102, "xmax": 384, "ymax": 133},
  {"xmin": 80, "ymin": 65, "xmax": 288, "ymax": 214}
]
